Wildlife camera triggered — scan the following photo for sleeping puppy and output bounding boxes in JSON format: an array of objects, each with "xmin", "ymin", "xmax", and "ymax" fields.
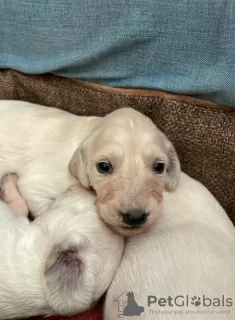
[
  {"xmin": 0, "ymin": 175, "xmax": 124, "ymax": 319},
  {"xmin": 0, "ymin": 100, "xmax": 180, "ymax": 236},
  {"xmin": 104, "ymin": 173, "xmax": 235, "ymax": 320}
]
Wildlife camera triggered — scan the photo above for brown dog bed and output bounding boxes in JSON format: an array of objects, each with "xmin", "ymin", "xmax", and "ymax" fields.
[{"xmin": 0, "ymin": 69, "xmax": 234, "ymax": 224}]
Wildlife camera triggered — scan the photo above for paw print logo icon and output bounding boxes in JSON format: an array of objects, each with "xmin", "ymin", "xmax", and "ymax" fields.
[{"xmin": 191, "ymin": 296, "xmax": 201, "ymax": 307}]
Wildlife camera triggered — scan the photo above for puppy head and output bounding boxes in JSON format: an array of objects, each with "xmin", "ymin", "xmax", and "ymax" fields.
[
  {"xmin": 69, "ymin": 108, "xmax": 180, "ymax": 236},
  {"xmin": 44, "ymin": 235, "xmax": 100, "ymax": 315}
]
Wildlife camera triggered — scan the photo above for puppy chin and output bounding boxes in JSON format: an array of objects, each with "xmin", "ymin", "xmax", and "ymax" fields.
[{"xmin": 112, "ymin": 224, "xmax": 152, "ymax": 237}]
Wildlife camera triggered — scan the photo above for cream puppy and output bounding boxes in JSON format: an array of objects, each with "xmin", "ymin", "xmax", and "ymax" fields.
[
  {"xmin": 104, "ymin": 173, "xmax": 235, "ymax": 320},
  {"xmin": 0, "ymin": 178, "xmax": 124, "ymax": 319},
  {"xmin": 0, "ymin": 100, "xmax": 180, "ymax": 236}
]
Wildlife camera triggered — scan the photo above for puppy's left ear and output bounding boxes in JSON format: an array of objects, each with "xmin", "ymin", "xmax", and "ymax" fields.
[
  {"xmin": 69, "ymin": 140, "xmax": 90, "ymax": 188},
  {"xmin": 161, "ymin": 132, "xmax": 181, "ymax": 191}
]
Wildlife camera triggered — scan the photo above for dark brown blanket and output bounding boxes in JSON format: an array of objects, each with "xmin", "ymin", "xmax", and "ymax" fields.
[{"xmin": 0, "ymin": 69, "xmax": 234, "ymax": 223}]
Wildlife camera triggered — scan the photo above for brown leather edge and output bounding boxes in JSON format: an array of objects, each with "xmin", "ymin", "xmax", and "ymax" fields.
[{"xmin": 70, "ymin": 78, "xmax": 234, "ymax": 112}]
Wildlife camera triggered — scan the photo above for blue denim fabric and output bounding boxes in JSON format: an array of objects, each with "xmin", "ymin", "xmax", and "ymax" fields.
[{"xmin": 0, "ymin": 0, "xmax": 235, "ymax": 106}]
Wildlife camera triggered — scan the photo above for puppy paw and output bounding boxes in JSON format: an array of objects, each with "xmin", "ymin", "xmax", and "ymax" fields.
[
  {"xmin": 0, "ymin": 174, "xmax": 12, "ymax": 202},
  {"xmin": 0, "ymin": 174, "xmax": 29, "ymax": 217}
]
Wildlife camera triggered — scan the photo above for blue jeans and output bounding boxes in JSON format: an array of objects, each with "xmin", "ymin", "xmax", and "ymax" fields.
[{"xmin": 0, "ymin": 0, "xmax": 235, "ymax": 107}]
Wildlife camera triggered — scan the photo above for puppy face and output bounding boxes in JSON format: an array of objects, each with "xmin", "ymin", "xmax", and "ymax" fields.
[{"xmin": 69, "ymin": 108, "xmax": 180, "ymax": 236}]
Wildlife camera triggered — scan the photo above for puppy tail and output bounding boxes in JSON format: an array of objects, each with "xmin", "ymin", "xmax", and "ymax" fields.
[{"xmin": 43, "ymin": 232, "xmax": 100, "ymax": 315}]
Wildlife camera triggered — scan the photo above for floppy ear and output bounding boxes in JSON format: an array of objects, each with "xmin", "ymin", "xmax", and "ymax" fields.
[
  {"xmin": 160, "ymin": 132, "xmax": 181, "ymax": 191},
  {"xmin": 44, "ymin": 237, "xmax": 99, "ymax": 315},
  {"xmin": 69, "ymin": 141, "xmax": 90, "ymax": 188}
]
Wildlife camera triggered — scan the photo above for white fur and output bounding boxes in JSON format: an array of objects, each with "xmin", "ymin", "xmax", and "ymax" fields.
[
  {"xmin": 0, "ymin": 100, "xmax": 100, "ymax": 214},
  {"xmin": 0, "ymin": 187, "xmax": 124, "ymax": 319},
  {"xmin": 0, "ymin": 100, "xmax": 180, "ymax": 236},
  {"xmin": 104, "ymin": 173, "xmax": 235, "ymax": 319}
]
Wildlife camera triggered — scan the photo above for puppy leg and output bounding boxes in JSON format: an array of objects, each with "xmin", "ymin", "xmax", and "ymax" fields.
[{"xmin": 0, "ymin": 174, "xmax": 29, "ymax": 216}]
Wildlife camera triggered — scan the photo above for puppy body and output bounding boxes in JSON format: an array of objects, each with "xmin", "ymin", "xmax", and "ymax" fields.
[
  {"xmin": 0, "ymin": 100, "xmax": 98, "ymax": 215},
  {"xmin": 104, "ymin": 173, "xmax": 235, "ymax": 319},
  {"xmin": 0, "ymin": 100, "xmax": 180, "ymax": 235},
  {"xmin": 0, "ymin": 187, "xmax": 124, "ymax": 319}
]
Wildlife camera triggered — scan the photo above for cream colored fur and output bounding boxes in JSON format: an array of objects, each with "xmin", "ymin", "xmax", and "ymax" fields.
[
  {"xmin": 0, "ymin": 100, "xmax": 97, "ymax": 215},
  {"xmin": 0, "ymin": 100, "xmax": 180, "ymax": 235},
  {"xmin": 104, "ymin": 173, "xmax": 235, "ymax": 320},
  {"xmin": 0, "ymin": 185, "xmax": 124, "ymax": 319}
]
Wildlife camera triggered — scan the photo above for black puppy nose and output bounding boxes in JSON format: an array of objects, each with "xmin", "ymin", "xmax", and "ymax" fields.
[{"xmin": 122, "ymin": 210, "xmax": 148, "ymax": 226}]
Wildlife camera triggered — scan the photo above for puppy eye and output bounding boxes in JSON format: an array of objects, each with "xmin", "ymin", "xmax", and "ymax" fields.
[
  {"xmin": 152, "ymin": 161, "xmax": 165, "ymax": 174},
  {"xmin": 96, "ymin": 161, "xmax": 113, "ymax": 174}
]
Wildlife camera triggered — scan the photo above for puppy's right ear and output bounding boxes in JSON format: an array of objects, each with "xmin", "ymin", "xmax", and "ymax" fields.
[
  {"xmin": 44, "ymin": 236, "xmax": 99, "ymax": 315},
  {"xmin": 159, "ymin": 131, "xmax": 181, "ymax": 192},
  {"xmin": 69, "ymin": 141, "xmax": 90, "ymax": 188}
]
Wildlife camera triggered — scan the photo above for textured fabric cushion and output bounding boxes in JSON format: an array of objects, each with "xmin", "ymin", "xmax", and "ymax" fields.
[{"xmin": 0, "ymin": 1, "xmax": 235, "ymax": 107}]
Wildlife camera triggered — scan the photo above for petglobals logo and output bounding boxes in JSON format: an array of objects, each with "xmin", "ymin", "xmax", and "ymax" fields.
[
  {"xmin": 113, "ymin": 292, "xmax": 233, "ymax": 318},
  {"xmin": 114, "ymin": 291, "xmax": 145, "ymax": 318},
  {"xmin": 147, "ymin": 295, "xmax": 233, "ymax": 308}
]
